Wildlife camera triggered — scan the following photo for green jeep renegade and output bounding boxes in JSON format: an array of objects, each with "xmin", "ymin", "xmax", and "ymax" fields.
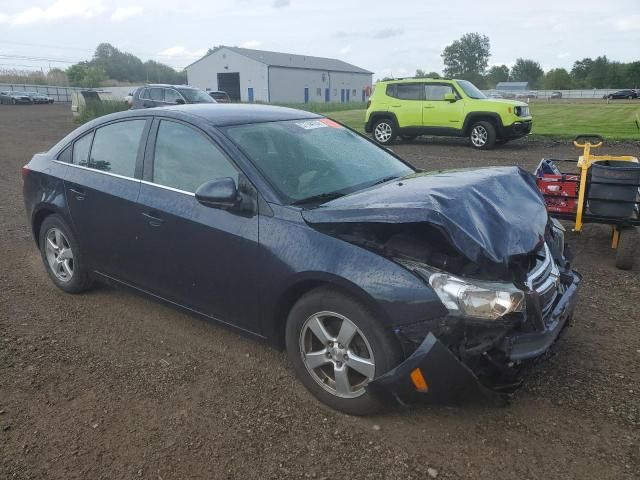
[{"xmin": 365, "ymin": 78, "xmax": 533, "ymax": 149}]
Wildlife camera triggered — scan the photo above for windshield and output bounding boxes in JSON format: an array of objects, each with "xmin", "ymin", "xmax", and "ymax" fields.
[
  {"xmin": 457, "ymin": 80, "xmax": 486, "ymax": 99},
  {"xmin": 223, "ymin": 119, "xmax": 414, "ymax": 204},
  {"xmin": 177, "ymin": 88, "xmax": 214, "ymax": 103}
]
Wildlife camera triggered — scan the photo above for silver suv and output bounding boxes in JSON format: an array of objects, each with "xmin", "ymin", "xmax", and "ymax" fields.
[{"xmin": 131, "ymin": 84, "xmax": 215, "ymax": 109}]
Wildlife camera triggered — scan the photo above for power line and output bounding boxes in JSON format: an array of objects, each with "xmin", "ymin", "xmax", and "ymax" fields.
[{"xmin": 0, "ymin": 39, "xmax": 202, "ymax": 61}]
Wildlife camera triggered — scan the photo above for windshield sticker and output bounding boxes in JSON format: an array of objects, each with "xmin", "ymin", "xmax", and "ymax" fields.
[
  {"xmin": 320, "ymin": 118, "xmax": 343, "ymax": 128},
  {"xmin": 295, "ymin": 120, "xmax": 328, "ymax": 130}
]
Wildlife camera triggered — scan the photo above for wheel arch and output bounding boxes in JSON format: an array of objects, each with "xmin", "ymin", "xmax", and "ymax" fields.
[
  {"xmin": 31, "ymin": 204, "xmax": 71, "ymax": 247},
  {"xmin": 265, "ymin": 272, "xmax": 393, "ymax": 350},
  {"xmin": 462, "ymin": 112, "xmax": 503, "ymax": 136},
  {"xmin": 368, "ymin": 111, "xmax": 398, "ymax": 128}
]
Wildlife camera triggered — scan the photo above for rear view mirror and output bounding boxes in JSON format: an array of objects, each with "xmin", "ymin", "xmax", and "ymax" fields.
[
  {"xmin": 195, "ymin": 178, "xmax": 240, "ymax": 209},
  {"xmin": 444, "ymin": 92, "xmax": 457, "ymax": 102}
]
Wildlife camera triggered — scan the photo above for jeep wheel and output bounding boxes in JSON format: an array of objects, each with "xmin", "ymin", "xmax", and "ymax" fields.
[
  {"xmin": 469, "ymin": 121, "xmax": 496, "ymax": 149},
  {"xmin": 373, "ymin": 119, "xmax": 396, "ymax": 145}
]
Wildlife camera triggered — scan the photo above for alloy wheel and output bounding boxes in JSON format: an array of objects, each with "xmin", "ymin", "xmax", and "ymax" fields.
[
  {"xmin": 44, "ymin": 227, "xmax": 74, "ymax": 282},
  {"xmin": 374, "ymin": 122, "xmax": 392, "ymax": 143},
  {"xmin": 299, "ymin": 311, "xmax": 375, "ymax": 398},
  {"xmin": 471, "ymin": 125, "xmax": 488, "ymax": 147}
]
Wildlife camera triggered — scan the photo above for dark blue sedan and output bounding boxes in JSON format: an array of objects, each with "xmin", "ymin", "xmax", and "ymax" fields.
[{"xmin": 22, "ymin": 104, "xmax": 581, "ymax": 414}]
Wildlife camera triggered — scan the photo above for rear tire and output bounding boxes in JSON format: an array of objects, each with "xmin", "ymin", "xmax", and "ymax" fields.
[
  {"xmin": 39, "ymin": 214, "xmax": 92, "ymax": 293},
  {"xmin": 469, "ymin": 121, "xmax": 496, "ymax": 149},
  {"xmin": 615, "ymin": 227, "xmax": 638, "ymax": 270},
  {"xmin": 285, "ymin": 287, "xmax": 402, "ymax": 415},
  {"xmin": 372, "ymin": 118, "xmax": 396, "ymax": 145}
]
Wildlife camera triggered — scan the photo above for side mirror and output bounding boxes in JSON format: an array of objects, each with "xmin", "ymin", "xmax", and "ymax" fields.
[
  {"xmin": 175, "ymin": 98, "xmax": 185, "ymax": 105},
  {"xmin": 444, "ymin": 92, "xmax": 457, "ymax": 102},
  {"xmin": 195, "ymin": 178, "xmax": 240, "ymax": 209}
]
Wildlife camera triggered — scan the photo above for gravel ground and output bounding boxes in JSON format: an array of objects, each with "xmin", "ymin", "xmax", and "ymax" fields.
[{"xmin": 1, "ymin": 104, "xmax": 638, "ymax": 479}]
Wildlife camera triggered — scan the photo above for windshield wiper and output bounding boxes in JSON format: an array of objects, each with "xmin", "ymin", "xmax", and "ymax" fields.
[
  {"xmin": 369, "ymin": 175, "xmax": 400, "ymax": 187},
  {"xmin": 292, "ymin": 191, "xmax": 347, "ymax": 206}
]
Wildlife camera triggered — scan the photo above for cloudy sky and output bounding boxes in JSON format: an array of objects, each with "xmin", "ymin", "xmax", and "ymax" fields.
[{"xmin": 1, "ymin": 0, "xmax": 638, "ymax": 78}]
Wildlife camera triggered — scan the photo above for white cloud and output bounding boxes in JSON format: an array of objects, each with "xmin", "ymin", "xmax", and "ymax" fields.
[
  {"xmin": 7, "ymin": 0, "xmax": 104, "ymax": 25},
  {"xmin": 241, "ymin": 40, "xmax": 262, "ymax": 48},
  {"xmin": 614, "ymin": 15, "xmax": 640, "ymax": 31},
  {"xmin": 111, "ymin": 6, "xmax": 143, "ymax": 21},
  {"xmin": 338, "ymin": 45, "xmax": 351, "ymax": 55},
  {"xmin": 272, "ymin": 0, "xmax": 290, "ymax": 7},
  {"xmin": 157, "ymin": 46, "xmax": 206, "ymax": 59}
]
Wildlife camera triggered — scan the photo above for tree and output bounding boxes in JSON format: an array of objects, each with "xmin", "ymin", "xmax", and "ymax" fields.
[
  {"xmin": 586, "ymin": 56, "xmax": 610, "ymax": 88},
  {"xmin": 571, "ymin": 58, "xmax": 593, "ymax": 86},
  {"xmin": 415, "ymin": 69, "xmax": 440, "ymax": 78},
  {"xmin": 66, "ymin": 62, "xmax": 90, "ymax": 85},
  {"xmin": 485, "ymin": 65, "xmax": 509, "ymax": 88},
  {"xmin": 510, "ymin": 58, "xmax": 544, "ymax": 88},
  {"xmin": 441, "ymin": 33, "xmax": 490, "ymax": 85},
  {"xmin": 80, "ymin": 66, "xmax": 107, "ymax": 87},
  {"xmin": 543, "ymin": 68, "xmax": 573, "ymax": 90},
  {"xmin": 626, "ymin": 61, "xmax": 640, "ymax": 88}
]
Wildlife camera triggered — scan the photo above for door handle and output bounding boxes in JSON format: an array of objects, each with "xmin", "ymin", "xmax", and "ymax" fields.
[
  {"xmin": 141, "ymin": 211, "xmax": 165, "ymax": 227},
  {"xmin": 69, "ymin": 187, "xmax": 86, "ymax": 200},
  {"xmin": 423, "ymin": 106, "xmax": 435, "ymax": 109}
]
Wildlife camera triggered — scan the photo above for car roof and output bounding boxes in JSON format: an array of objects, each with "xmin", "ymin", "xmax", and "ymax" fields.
[
  {"xmin": 146, "ymin": 84, "xmax": 196, "ymax": 89},
  {"xmin": 378, "ymin": 77, "xmax": 454, "ymax": 84},
  {"xmin": 98, "ymin": 104, "xmax": 321, "ymax": 127}
]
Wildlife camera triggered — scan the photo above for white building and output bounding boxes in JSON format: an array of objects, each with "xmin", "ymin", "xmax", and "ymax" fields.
[{"xmin": 186, "ymin": 46, "xmax": 373, "ymax": 104}]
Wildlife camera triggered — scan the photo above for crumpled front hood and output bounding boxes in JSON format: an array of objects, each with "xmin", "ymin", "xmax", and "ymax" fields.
[{"xmin": 302, "ymin": 166, "xmax": 548, "ymax": 265}]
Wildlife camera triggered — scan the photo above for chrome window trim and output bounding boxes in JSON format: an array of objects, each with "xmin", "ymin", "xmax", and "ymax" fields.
[
  {"xmin": 140, "ymin": 180, "xmax": 195, "ymax": 197},
  {"xmin": 52, "ymin": 159, "xmax": 140, "ymax": 183}
]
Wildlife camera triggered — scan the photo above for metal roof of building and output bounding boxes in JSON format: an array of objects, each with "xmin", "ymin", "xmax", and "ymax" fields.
[{"xmin": 187, "ymin": 46, "xmax": 373, "ymax": 74}]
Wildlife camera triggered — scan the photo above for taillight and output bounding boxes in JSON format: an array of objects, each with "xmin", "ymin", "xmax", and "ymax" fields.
[
  {"xmin": 22, "ymin": 165, "xmax": 30, "ymax": 181},
  {"xmin": 366, "ymin": 100, "xmax": 371, "ymax": 109}
]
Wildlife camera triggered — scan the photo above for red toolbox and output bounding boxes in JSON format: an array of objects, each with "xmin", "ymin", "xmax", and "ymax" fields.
[{"xmin": 535, "ymin": 160, "xmax": 579, "ymax": 214}]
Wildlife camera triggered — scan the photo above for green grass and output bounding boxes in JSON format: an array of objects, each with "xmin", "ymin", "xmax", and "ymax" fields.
[
  {"xmin": 528, "ymin": 103, "xmax": 640, "ymax": 139},
  {"xmin": 273, "ymin": 102, "xmax": 367, "ymax": 113},
  {"xmin": 318, "ymin": 103, "xmax": 640, "ymax": 140},
  {"xmin": 75, "ymin": 100, "xmax": 130, "ymax": 124}
]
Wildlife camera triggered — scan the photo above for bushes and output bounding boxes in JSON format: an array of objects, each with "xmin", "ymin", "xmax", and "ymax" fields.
[{"xmin": 75, "ymin": 100, "xmax": 130, "ymax": 124}]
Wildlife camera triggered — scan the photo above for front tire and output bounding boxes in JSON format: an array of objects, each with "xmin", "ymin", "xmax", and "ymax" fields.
[
  {"xmin": 39, "ymin": 214, "xmax": 92, "ymax": 293},
  {"xmin": 285, "ymin": 288, "xmax": 402, "ymax": 415},
  {"xmin": 469, "ymin": 121, "xmax": 496, "ymax": 149},
  {"xmin": 372, "ymin": 118, "xmax": 396, "ymax": 145}
]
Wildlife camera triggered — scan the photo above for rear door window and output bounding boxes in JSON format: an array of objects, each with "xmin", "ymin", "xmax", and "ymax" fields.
[
  {"xmin": 387, "ymin": 84, "xmax": 423, "ymax": 100},
  {"xmin": 87, "ymin": 120, "xmax": 146, "ymax": 176}
]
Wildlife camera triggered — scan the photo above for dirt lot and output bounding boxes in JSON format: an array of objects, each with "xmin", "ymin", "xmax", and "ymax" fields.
[{"xmin": 1, "ymin": 104, "xmax": 638, "ymax": 479}]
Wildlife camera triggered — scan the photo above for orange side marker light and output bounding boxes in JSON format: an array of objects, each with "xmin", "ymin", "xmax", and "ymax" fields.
[{"xmin": 410, "ymin": 368, "xmax": 429, "ymax": 393}]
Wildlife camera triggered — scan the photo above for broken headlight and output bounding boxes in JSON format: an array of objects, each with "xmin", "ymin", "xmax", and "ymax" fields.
[{"xmin": 399, "ymin": 260, "xmax": 525, "ymax": 320}]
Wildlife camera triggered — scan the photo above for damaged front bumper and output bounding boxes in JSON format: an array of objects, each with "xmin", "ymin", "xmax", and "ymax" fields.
[{"xmin": 368, "ymin": 269, "xmax": 582, "ymax": 406}]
